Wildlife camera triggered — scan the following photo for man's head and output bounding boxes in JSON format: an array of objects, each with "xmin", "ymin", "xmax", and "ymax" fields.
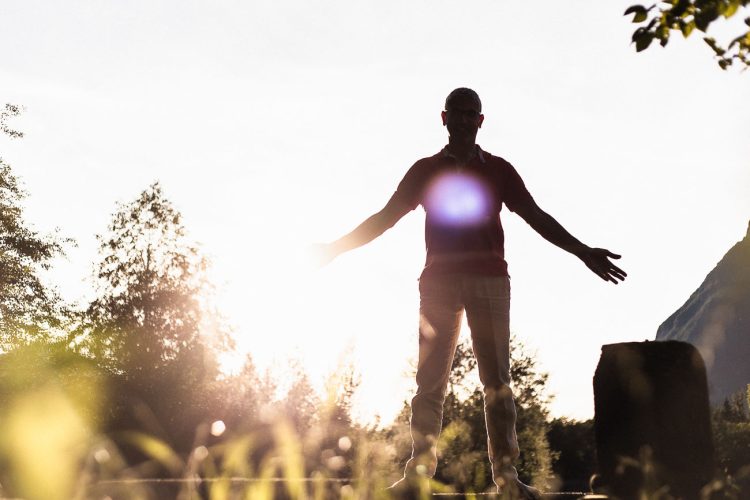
[
  {"xmin": 442, "ymin": 88, "xmax": 484, "ymax": 141},
  {"xmin": 444, "ymin": 88, "xmax": 481, "ymax": 113}
]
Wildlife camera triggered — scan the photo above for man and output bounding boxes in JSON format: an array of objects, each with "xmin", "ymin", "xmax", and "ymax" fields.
[{"xmin": 317, "ymin": 88, "xmax": 626, "ymax": 497}]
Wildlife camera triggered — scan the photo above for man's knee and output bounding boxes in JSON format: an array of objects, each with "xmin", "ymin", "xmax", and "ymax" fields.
[
  {"xmin": 484, "ymin": 383, "xmax": 513, "ymax": 403},
  {"xmin": 414, "ymin": 371, "xmax": 451, "ymax": 400},
  {"xmin": 414, "ymin": 388, "xmax": 446, "ymax": 407}
]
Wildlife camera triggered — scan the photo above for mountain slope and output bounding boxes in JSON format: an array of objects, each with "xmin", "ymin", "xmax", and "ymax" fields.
[{"xmin": 656, "ymin": 222, "xmax": 750, "ymax": 404}]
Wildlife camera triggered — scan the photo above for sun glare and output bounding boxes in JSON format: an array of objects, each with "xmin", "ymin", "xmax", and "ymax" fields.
[
  {"xmin": 213, "ymin": 225, "xmax": 417, "ymax": 426},
  {"xmin": 424, "ymin": 172, "xmax": 492, "ymax": 226}
]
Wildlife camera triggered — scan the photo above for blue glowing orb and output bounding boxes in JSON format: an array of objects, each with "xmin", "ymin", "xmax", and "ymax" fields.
[{"xmin": 424, "ymin": 172, "xmax": 492, "ymax": 226}]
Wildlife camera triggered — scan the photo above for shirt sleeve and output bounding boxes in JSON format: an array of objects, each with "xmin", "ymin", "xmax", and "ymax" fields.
[
  {"xmin": 391, "ymin": 160, "xmax": 425, "ymax": 211},
  {"xmin": 501, "ymin": 161, "xmax": 535, "ymax": 213}
]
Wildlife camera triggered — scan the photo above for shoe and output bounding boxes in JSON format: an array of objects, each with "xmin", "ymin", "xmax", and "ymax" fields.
[
  {"xmin": 385, "ymin": 476, "xmax": 431, "ymax": 499},
  {"xmin": 515, "ymin": 480, "xmax": 542, "ymax": 500},
  {"xmin": 497, "ymin": 479, "xmax": 543, "ymax": 500}
]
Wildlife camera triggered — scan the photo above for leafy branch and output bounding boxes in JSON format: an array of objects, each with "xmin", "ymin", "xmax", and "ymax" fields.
[
  {"xmin": 0, "ymin": 104, "xmax": 24, "ymax": 139},
  {"xmin": 625, "ymin": 0, "xmax": 750, "ymax": 69}
]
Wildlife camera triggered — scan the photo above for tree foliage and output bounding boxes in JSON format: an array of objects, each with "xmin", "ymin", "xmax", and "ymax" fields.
[
  {"xmin": 70, "ymin": 183, "xmax": 235, "ymax": 449},
  {"xmin": 76, "ymin": 182, "xmax": 226, "ymax": 378},
  {"xmin": 0, "ymin": 104, "xmax": 24, "ymax": 139},
  {"xmin": 547, "ymin": 418, "xmax": 596, "ymax": 492},
  {"xmin": 625, "ymin": 0, "xmax": 750, "ymax": 69},
  {"xmin": 712, "ymin": 387, "xmax": 750, "ymax": 483},
  {"xmin": 211, "ymin": 353, "xmax": 275, "ymax": 433},
  {"xmin": 509, "ymin": 339, "xmax": 556, "ymax": 491},
  {"xmin": 0, "ymin": 107, "xmax": 69, "ymax": 349}
]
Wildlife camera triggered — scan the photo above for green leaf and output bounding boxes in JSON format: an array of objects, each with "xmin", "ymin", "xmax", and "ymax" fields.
[
  {"xmin": 728, "ymin": 33, "xmax": 745, "ymax": 48},
  {"xmin": 624, "ymin": 4, "xmax": 646, "ymax": 15},
  {"xmin": 624, "ymin": 4, "xmax": 649, "ymax": 22},
  {"xmin": 695, "ymin": 13, "xmax": 711, "ymax": 31},
  {"xmin": 680, "ymin": 20, "xmax": 696, "ymax": 37},
  {"xmin": 723, "ymin": 0, "xmax": 740, "ymax": 18},
  {"xmin": 671, "ymin": 0, "xmax": 691, "ymax": 18},
  {"xmin": 703, "ymin": 36, "xmax": 726, "ymax": 55},
  {"xmin": 634, "ymin": 31, "xmax": 655, "ymax": 51}
]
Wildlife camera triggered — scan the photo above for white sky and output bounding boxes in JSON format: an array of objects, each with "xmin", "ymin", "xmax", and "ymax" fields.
[{"xmin": 2, "ymin": 1, "xmax": 749, "ymax": 425}]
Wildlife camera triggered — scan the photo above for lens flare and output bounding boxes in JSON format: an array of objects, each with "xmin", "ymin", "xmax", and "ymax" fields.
[
  {"xmin": 210, "ymin": 420, "xmax": 226, "ymax": 437},
  {"xmin": 424, "ymin": 172, "xmax": 492, "ymax": 226}
]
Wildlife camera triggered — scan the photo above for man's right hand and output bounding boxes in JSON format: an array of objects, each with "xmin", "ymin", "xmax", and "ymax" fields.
[
  {"xmin": 310, "ymin": 196, "xmax": 411, "ymax": 269},
  {"xmin": 309, "ymin": 243, "xmax": 338, "ymax": 268}
]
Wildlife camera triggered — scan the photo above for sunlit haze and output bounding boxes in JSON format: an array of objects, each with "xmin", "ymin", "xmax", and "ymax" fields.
[{"xmin": 2, "ymin": 1, "xmax": 749, "ymax": 426}]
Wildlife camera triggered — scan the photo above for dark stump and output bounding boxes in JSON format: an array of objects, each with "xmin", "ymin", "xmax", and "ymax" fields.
[{"xmin": 593, "ymin": 341, "xmax": 715, "ymax": 500}]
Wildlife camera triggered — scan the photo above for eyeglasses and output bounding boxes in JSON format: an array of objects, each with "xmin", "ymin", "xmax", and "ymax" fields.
[{"xmin": 445, "ymin": 109, "xmax": 481, "ymax": 119}]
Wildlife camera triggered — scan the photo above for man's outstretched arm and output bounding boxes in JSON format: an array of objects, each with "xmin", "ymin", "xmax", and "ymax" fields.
[
  {"xmin": 513, "ymin": 200, "xmax": 627, "ymax": 284},
  {"xmin": 315, "ymin": 194, "xmax": 412, "ymax": 266}
]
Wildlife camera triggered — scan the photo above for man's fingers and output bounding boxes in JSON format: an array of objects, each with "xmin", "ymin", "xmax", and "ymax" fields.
[
  {"xmin": 609, "ymin": 274, "xmax": 624, "ymax": 283},
  {"xmin": 607, "ymin": 268, "xmax": 626, "ymax": 282},
  {"xmin": 598, "ymin": 249, "xmax": 626, "ymax": 280},
  {"xmin": 598, "ymin": 272, "xmax": 617, "ymax": 284},
  {"xmin": 585, "ymin": 249, "xmax": 627, "ymax": 283},
  {"xmin": 592, "ymin": 264, "xmax": 626, "ymax": 284},
  {"xmin": 601, "ymin": 273, "xmax": 621, "ymax": 284},
  {"xmin": 610, "ymin": 265, "xmax": 627, "ymax": 279},
  {"xmin": 590, "ymin": 264, "xmax": 616, "ymax": 283}
]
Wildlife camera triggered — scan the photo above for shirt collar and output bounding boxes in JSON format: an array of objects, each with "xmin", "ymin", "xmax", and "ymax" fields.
[{"xmin": 441, "ymin": 144, "xmax": 486, "ymax": 164}]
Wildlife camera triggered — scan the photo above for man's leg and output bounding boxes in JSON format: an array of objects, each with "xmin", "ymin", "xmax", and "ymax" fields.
[
  {"xmin": 464, "ymin": 276, "xmax": 524, "ymax": 489},
  {"xmin": 404, "ymin": 274, "xmax": 463, "ymax": 478}
]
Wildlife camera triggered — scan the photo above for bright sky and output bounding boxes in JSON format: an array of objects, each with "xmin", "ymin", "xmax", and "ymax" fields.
[{"xmin": 2, "ymin": 1, "xmax": 749, "ymax": 425}]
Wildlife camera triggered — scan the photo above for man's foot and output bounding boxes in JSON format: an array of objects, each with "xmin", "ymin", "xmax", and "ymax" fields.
[
  {"xmin": 385, "ymin": 476, "xmax": 431, "ymax": 499},
  {"xmin": 497, "ymin": 479, "xmax": 542, "ymax": 500},
  {"xmin": 515, "ymin": 480, "xmax": 542, "ymax": 500}
]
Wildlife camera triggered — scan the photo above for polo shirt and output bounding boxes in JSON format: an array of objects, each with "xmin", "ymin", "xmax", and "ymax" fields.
[{"xmin": 393, "ymin": 145, "xmax": 534, "ymax": 278}]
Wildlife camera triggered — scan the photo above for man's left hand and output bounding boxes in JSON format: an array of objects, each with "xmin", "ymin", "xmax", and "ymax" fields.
[{"xmin": 578, "ymin": 247, "xmax": 627, "ymax": 284}]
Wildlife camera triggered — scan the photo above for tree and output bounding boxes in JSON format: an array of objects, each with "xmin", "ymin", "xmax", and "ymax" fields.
[
  {"xmin": 0, "ymin": 105, "xmax": 69, "ymax": 349},
  {"xmin": 547, "ymin": 418, "xmax": 596, "ymax": 492},
  {"xmin": 508, "ymin": 338, "xmax": 556, "ymax": 491},
  {"xmin": 625, "ymin": 1, "xmax": 750, "ymax": 69},
  {"xmin": 712, "ymin": 387, "xmax": 750, "ymax": 483},
  {"xmin": 73, "ymin": 183, "xmax": 231, "ymax": 449},
  {"xmin": 211, "ymin": 353, "xmax": 274, "ymax": 433},
  {"xmin": 281, "ymin": 362, "xmax": 321, "ymax": 435},
  {"xmin": 76, "ymin": 182, "xmax": 226, "ymax": 375}
]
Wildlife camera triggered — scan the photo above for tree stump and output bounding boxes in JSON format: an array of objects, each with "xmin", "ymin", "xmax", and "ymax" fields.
[{"xmin": 593, "ymin": 341, "xmax": 715, "ymax": 499}]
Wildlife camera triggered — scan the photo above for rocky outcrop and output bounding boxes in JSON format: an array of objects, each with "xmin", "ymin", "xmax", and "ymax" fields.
[{"xmin": 655, "ymin": 221, "xmax": 750, "ymax": 405}]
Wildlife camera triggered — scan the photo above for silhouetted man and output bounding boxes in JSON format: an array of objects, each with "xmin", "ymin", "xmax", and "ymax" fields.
[{"xmin": 317, "ymin": 88, "xmax": 626, "ymax": 498}]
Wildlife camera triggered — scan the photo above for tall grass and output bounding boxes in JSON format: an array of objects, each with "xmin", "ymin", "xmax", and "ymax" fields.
[
  {"xmin": 0, "ymin": 344, "xmax": 434, "ymax": 499},
  {"xmin": 2, "ymin": 345, "xmax": 747, "ymax": 499},
  {"xmin": 80, "ymin": 418, "xmax": 441, "ymax": 499}
]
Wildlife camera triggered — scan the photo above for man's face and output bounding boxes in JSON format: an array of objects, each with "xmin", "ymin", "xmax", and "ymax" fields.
[{"xmin": 441, "ymin": 96, "xmax": 484, "ymax": 141}]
